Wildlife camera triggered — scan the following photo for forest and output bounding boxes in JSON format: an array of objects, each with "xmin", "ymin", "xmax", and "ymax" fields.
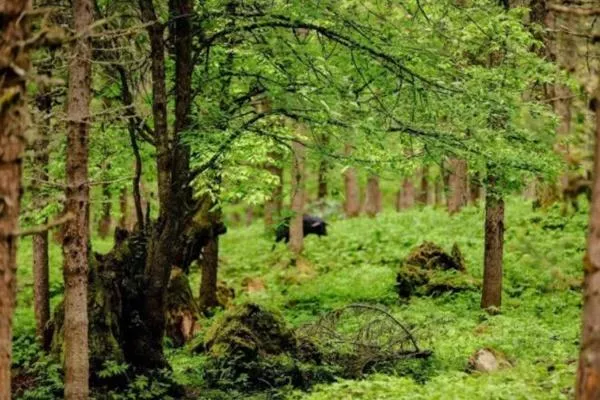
[{"xmin": 1, "ymin": 0, "xmax": 600, "ymax": 399}]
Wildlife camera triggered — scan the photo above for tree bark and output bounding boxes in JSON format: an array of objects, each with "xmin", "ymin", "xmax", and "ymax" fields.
[
  {"xmin": 97, "ymin": 175, "xmax": 112, "ymax": 238},
  {"xmin": 63, "ymin": 0, "xmax": 93, "ymax": 395},
  {"xmin": 576, "ymin": 90, "xmax": 600, "ymax": 400},
  {"xmin": 480, "ymin": 177, "xmax": 504, "ymax": 311},
  {"xmin": 289, "ymin": 125, "xmax": 307, "ymax": 256},
  {"xmin": 118, "ymin": 187, "xmax": 128, "ymax": 229},
  {"xmin": 264, "ymin": 152, "xmax": 283, "ymax": 230},
  {"xmin": 447, "ymin": 158, "xmax": 468, "ymax": 214},
  {"xmin": 199, "ymin": 235, "xmax": 219, "ymax": 312},
  {"xmin": 343, "ymin": 144, "xmax": 361, "ymax": 218},
  {"xmin": 317, "ymin": 134, "xmax": 329, "ymax": 200},
  {"xmin": 0, "ymin": 0, "xmax": 30, "ymax": 396},
  {"xmin": 470, "ymin": 173, "xmax": 482, "ymax": 205},
  {"xmin": 397, "ymin": 178, "xmax": 415, "ymax": 210},
  {"xmin": 33, "ymin": 63, "xmax": 52, "ymax": 350},
  {"xmin": 417, "ymin": 167, "xmax": 429, "ymax": 205},
  {"xmin": 365, "ymin": 175, "xmax": 382, "ymax": 217}
]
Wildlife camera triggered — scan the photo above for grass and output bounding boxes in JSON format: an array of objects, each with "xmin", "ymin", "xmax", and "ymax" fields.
[{"xmin": 13, "ymin": 198, "xmax": 584, "ymax": 399}]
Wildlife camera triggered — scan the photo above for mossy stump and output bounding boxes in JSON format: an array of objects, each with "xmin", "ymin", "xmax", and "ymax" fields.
[{"xmin": 396, "ymin": 242, "xmax": 479, "ymax": 298}]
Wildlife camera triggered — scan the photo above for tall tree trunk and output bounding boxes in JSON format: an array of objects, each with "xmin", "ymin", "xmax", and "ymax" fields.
[
  {"xmin": 97, "ymin": 174, "xmax": 112, "ymax": 238},
  {"xmin": 365, "ymin": 175, "xmax": 382, "ymax": 217},
  {"xmin": 480, "ymin": 176, "xmax": 504, "ymax": 311},
  {"xmin": 435, "ymin": 175, "xmax": 445, "ymax": 208},
  {"xmin": 63, "ymin": 0, "xmax": 93, "ymax": 395},
  {"xmin": 447, "ymin": 158, "xmax": 468, "ymax": 214},
  {"xmin": 417, "ymin": 167, "xmax": 428, "ymax": 205},
  {"xmin": 0, "ymin": 0, "xmax": 30, "ymax": 395},
  {"xmin": 317, "ymin": 135, "xmax": 329, "ymax": 200},
  {"xmin": 118, "ymin": 187, "xmax": 128, "ymax": 229},
  {"xmin": 343, "ymin": 143, "xmax": 361, "ymax": 218},
  {"xmin": 289, "ymin": 125, "xmax": 307, "ymax": 256},
  {"xmin": 199, "ymin": 234, "xmax": 219, "ymax": 312},
  {"xmin": 264, "ymin": 152, "xmax": 283, "ymax": 230},
  {"xmin": 397, "ymin": 178, "xmax": 415, "ymax": 210},
  {"xmin": 33, "ymin": 80, "xmax": 51, "ymax": 350},
  {"xmin": 576, "ymin": 90, "xmax": 600, "ymax": 400}
]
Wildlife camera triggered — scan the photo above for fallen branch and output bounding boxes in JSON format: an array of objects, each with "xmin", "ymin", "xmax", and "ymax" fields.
[{"xmin": 548, "ymin": 4, "xmax": 600, "ymax": 16}]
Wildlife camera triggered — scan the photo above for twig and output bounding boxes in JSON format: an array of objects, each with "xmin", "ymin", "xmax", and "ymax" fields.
[{"xmin": 16, "ymin": 212, "xmax": 74, "ymax": 237}]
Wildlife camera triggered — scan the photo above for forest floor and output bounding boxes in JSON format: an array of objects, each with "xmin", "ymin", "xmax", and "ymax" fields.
[{"xmin": 13, "ymin": 199, "xmax": 583, "ymax": 399}]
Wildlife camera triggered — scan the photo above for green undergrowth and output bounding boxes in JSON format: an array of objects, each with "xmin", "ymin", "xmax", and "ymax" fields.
[{"xmin": 13, "ymin": 199, "xmax": 584, "ymax": 399}]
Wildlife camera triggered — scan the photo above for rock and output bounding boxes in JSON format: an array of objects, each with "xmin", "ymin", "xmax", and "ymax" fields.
[{"xmin": 467, "ymin": 348, "xmax": 510, "ymax": 373}]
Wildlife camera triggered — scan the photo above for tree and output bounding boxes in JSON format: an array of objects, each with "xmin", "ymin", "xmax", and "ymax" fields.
[
  {"xmin": 63, "ymin": 0, "xmax": 94, "ymax": 396},
  {"xmin": 447, "ymin": 158, "xmax": 468, "ymax": 214},
  {"xmin": 289, "ymin": 123, "xmax": 307, "ymax": 256},
  {"xmin": 365, "ymin": 175, "xmax": 382, "ymax": 217},
  {"xmin": 0, "ymin": 0, "xmax": 30, "ymax": 396},
  {"xmin": 417, "ymin": 167, "xmax": 429, "ymax": 205},
  {"xmin": 480, "ymin": 173, "xmax": 504, "ymax": 310},
  {"xmin": 32, "ymin": 67, "xmax": 52, "ymax": 350},
  {"xmin": 577, "ymin": 88, "xmax": 600, "ymax": 400},
  {"xmin": 397, "ymin": 177, "xmax": 415, "ymax": 211},
  {"xmin": 343, "ymin": 144, "xmax": 361, "ymax": 218}
]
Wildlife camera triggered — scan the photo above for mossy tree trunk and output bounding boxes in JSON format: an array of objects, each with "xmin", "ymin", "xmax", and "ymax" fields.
[
  {"xmin": 33, "ymin": 64, "xmax": 52, "ymax": 351},
  {"xmin": 0, "ymin": 0, "xmax": 30, "ymax": 396}
]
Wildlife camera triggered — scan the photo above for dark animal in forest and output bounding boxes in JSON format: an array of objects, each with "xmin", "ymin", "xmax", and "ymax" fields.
[{"xmin": 274, "ymin": 215, "xmax": 328, "ymax": 244}]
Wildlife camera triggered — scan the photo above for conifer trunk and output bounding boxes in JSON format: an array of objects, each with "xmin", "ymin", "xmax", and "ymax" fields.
[
  {"xmin": 0, "ymin": 0, "xmax": 30, "ymax": 395},
  {"xmin": 33, "ymin": 65, "xmax": 52, "ymax": 350},
  {"xmin": 63, "ymin": 0, "xmax": 93, "ymax": 395},
  {"xmin": 576, "ymin": 91, "xmax": 600, "ymax": 400},
  {"xmin": 480, "ymin": 176, "xmax": 504, "ymax": 311}
]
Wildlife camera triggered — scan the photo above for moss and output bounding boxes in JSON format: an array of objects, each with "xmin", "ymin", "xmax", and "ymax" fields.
[
  {"xmin": 202, "ymin": 303, "xmax": 335, "ymax": 392},
  {"xmin": 396, "ymin": 242, "xmax": 477, "ymax": 298}
]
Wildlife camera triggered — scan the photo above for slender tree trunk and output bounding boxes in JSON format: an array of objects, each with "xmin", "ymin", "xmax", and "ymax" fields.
[
  {"xmin": 97, "ymin": 176, "xmax": 112, "ymax": 238},
  {"xmin": 576, "ymin": 91, "xmax": 600, "ymax": 400},
  {"xmin": 470, "ymin": 173, "xmax": 481, "ymax": 205},
  {"xmin": 435, "ymin": 175, "xmax": 444, "ymax": 207},
  {"xmin": 365, "ymin": 175, "xmax": 382, "ymax": 217},
  {"xmin": 199, "ymin": 235, "xmax": 219, "ymax": 311},
  {"xmin": 33, "ymin": 64, "xmax": 52, "ymax": 350},
  {"xmin": 0, "ymin": 1, "xmax": 30, "ymax": 395},
  {"xmin": 118, "ymin": 187, "xmax": 128, "ymax": 229},
  {"xmin": 264, "ymin": 152, "xmax": 283, "ymax": 230},
  {"xmin": 447, "ymin": 158, "xmax": 468, "ymax": 214},
  {"xmin": 480, "ymin": 176, "xmax": 504, "ymax": 311},
  {"xmin": 417, "ymin": 167, "xmax": 428, "ymax": 205},
  {"xmin": 317, "ymin": 135, "xmax": 329, "ymax": 200},
  {"xmin": 343, "ymin": 144, "xmax": 361, "ymax": 218},
  {"xmin": 289, "ymin": 125, "xmax": 307, "ymax": 256},
  {"xmin": 63, "ymin": 0, "xmax": 93, "ymax": 396}
]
